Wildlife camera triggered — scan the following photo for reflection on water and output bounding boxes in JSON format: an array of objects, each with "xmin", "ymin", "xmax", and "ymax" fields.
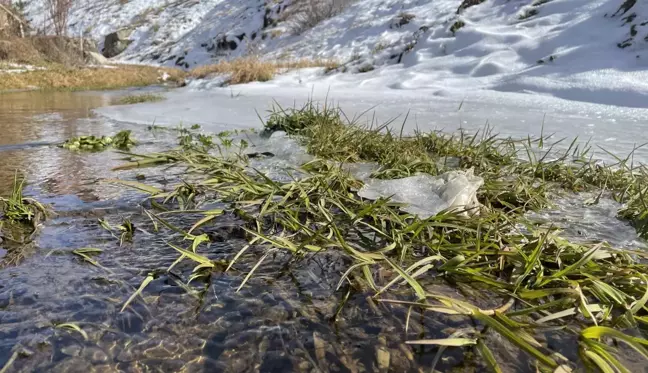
[
  {"xmin": 0, "ymin": 91, "xmax": 109, "ymax": 146},
  {"xmin": 0, "ymin": 91, "xmax": 109, "ymax": 198}
]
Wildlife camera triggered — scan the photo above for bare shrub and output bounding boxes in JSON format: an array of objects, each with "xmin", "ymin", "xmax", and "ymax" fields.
[
  {"xmin": 45, "ymin": 0, "xmax": 73, "ymax": 36},
  {"xmin": 285, "ymin": 0, "xmax": 353, "ymax": 35},
  {"xmin": 189, "ymin": 57, "xmax": 339, "ymax": 84},
  {"xmin": 0, "ymin": 1, "xmax": 27, "ymax": 38}
]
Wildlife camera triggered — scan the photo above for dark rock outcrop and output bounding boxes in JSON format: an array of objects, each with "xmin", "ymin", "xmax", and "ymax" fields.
[{"xmin": 102, "ymin": 28, "xmax": 134, "ymax": 58}]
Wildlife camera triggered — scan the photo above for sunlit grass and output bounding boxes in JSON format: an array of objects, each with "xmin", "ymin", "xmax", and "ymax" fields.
[
  {"xmin": 60, "ymin": 130, "xmax": 136, "ymax": 151},
  {"xmin": 189, "ymin": 57, "xmax": 339, "ymax": 84},
  {"xmin": 0, "ymin": 64, "xmax": 186, "ymax": 91}
]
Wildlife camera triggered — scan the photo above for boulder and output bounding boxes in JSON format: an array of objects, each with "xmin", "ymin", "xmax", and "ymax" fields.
[
  {"xmin": 86, "ymin": 51, "xmax": 109, "ymax": 65},
  {"xmin": 102, "ymin": 28, "xmax": 133, "ymax": 58}
]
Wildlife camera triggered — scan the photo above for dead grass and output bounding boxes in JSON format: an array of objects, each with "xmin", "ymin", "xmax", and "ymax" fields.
[
  {"xmin": 189, "ymin": 57, "xmax": 339, "ymax": 84},
  {"xmin": 0, "ymin": 64, "xmax": 186, "ymax": 91},
  {"xmin": 0, "ymin": 35, "xmax": 91, "ymax": 66}
]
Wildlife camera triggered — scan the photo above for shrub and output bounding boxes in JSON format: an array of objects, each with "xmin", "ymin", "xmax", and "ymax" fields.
[
  {"xmin": 284, "ymin": 0, "xmax": 354, "ymax": 35},
  {"xmin": 45, "ymin": 0, "xmax": 73, "ymax": 36},
  {"xmin": 189, "ymin": 58, "xmax": 339, "ymax": 84}
]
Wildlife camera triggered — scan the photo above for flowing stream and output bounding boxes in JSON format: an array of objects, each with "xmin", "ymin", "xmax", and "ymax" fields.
[{"xmin": 0, "ymin": 89, "xmax": 645, "ymax": 373}]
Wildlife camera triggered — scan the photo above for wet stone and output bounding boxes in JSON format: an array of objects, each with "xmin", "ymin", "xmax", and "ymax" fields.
[
  {"xmin": 83, "ymin": 346, "xmax": 110, "ymax": 364},
  {"xmin": 113, "ymin": 312, "xmax": 144, "ymax": 334},
  {"xmin": 60, "ymin": 344, "xmax": 82, "ymax": 357},
  {"xmin": 260, "ymin": 351, "xmax": 293, "ymax": 372},
  {"xmin": 48, "ymin": 357, "xmax": 93, "ymax": 373},
  {"xmin": 142, "ymin": 340, "xmax": 181, "ymax": 359},
  {"xmin": 92, "ymin": 365, "xmax": 119, "ymax": 373}
]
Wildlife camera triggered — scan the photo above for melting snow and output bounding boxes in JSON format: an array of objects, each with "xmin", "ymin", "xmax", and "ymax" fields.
[{"xmin": 358, "ymin": 170, "xmax": 484, "ymax": 218}]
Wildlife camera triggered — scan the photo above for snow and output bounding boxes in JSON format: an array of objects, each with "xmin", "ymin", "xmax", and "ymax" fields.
[
  {"xmin": 231, "ymin": 131, "xmax": 484, "ymax": 218},
  {"xmin": 97, "ymin": 80, "xmax": 648, "ymax": 162},
  {"xmin": 358, "ymin": 170, "xmax": 484, "ymax": 218},
  {"xmin": 17, "ymin": 0, "xmax": 648, "ymax": 158},
  {"xmin": 526, "ymin": 193, "xmax": 646, "ymax": 249},
  {"xmin": 245, "ymin": 131, "xmax": 314, "ymax": 182},
  {"xmin": 0, "ymin": 62, "xmax": 46, "ymax": 74}
]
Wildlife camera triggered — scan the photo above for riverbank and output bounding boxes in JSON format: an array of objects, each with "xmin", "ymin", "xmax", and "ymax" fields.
[{"xmin": 0, "ymin": 63, "xmax": 185, "ymax": 91}]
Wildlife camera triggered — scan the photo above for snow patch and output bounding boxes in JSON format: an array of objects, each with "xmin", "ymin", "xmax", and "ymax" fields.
[
  {"xmin": 19, "ymin": 0, "xmax": 648, "ymax": 108},
  {"xmin": 358, "ymin": 170, "xmax": 484, "ymax": 218}
]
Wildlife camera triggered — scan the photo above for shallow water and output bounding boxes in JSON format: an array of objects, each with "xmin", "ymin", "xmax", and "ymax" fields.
[
  {"xmin": 0, "ymin": 90, "xmax": 646, "ymax": 373},
  {"xmin": 0, "ymin": 90, "xmax": 487, "ymax": 373}
]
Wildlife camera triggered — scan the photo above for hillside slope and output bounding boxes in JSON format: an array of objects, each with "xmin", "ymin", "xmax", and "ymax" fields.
[{"xmin": 18, "ymin": 0, "xmax": 648, "ymax": 107}]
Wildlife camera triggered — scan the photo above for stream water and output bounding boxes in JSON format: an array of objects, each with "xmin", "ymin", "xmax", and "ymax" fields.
[
  {"xmin": 0, "ymin": 89, "xmax": 646, "ymax": 373},
  {"xmin": 0, "ymin": 90, "xmax": 450, "ymax": 373}
]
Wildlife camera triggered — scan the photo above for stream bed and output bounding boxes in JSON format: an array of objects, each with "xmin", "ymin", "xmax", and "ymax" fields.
[{"xmin": 0, "ymin": 89, "xmax": 646, "ymax": 373}]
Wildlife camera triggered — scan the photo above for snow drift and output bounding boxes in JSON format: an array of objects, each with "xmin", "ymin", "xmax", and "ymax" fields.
[{"xmin": 18, "ymin": 0, "xmax": 648, "ymax": 109}]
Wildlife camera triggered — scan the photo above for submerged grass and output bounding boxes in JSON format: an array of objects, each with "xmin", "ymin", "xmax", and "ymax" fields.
[
  {"xmin": 0, "ymin": 172, "xmax": 48, "ymax": 267},
  {"xmin": 61, "ymin": 130, "xmax": 136, "ymax": 151},
  {"xmin": 0, "ymin": 173, "xmax": 46, "ymax": 226},
  {"xmin": 73, "ymin": 102, "xmax": 648, "ymax": 371}
]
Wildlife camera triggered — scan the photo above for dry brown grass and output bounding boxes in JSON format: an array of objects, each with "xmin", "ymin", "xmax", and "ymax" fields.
[
  {"xmin": 189, "ymin": 57, "xmax": 339, "ymax": 84},
  {"xmin": 0, "ymin": 64, "xmax": 186, "ymax": 91},
  {"xmin": 0, "ymin": 35, "xmax": 92, "ymax": 66}
]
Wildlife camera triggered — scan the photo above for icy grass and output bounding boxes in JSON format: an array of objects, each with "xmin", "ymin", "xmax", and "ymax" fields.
[
  {"xmin": 31, "ymin": 103, "xmax": 648, "ymax": 372},
  {"xmin": 189, "ymin": 57, "xmax": 339, "ymax": 84},
  {"xmin": 0, "ymin": 64, "xmax": 185, "ymax": 91},
  {"xmin": 114, "ymin": 93, "xmax": 164, "ymax": 105}
]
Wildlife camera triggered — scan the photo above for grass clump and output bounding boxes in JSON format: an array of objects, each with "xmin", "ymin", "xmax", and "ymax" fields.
[
  {"xmin": 189, "ymin": 57, "xmax": 339, "ymax": 84},
  {"xmin": 61, "ymin": 130, "xmax": 136, "ymax": 151},
  {"xmin": 100, "ymin": 102, "xmax": 648, "ymax": 372},
  {"xmin": 0, "ymin": 173, "xmax": 47, "ymax": 226},
  {"xmin": 450, "ymin": 20, "xmax": 466, "ymax": 35},
  {"xmin": 0, "ymin": 64, "xmax": 186, "ymax": 91},
  {"xmin": 115, "ymin": 93, "xmax": 164, "ymax": 105},
  {"xmin": 0, "ymin": 172, "xmax": 48, "ymax": 267}
]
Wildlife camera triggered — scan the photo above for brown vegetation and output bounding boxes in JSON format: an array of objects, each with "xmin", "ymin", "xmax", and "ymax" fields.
[
  {"xmin": 0, "ymin": 35, "xmax": 93, "ymax": 66},
  {"xmin": 0, "ymin": 64, "xmax": 185, "ymax": 91},
  {"xmin": 189, "ymin": 57, "xmax": 339, "ymax": 84},
  {"xmin": 0, "ymin": 1, "xmax": 27, "ymax": 38},
  {"xmin": 45, "ymin": 0, "xmax": 73, "ymax": 36}
]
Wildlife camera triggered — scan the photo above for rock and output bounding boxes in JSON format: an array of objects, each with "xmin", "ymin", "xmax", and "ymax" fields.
[
  {"xmin": 60, "ymin": 344, "xmax": 82, "ymax": 357},
  {"xmin": 457, "ymin": 0, "xmax": 486, "ymax": 14},
  {"xmin": 86, "ymin": 51, "xmax": 109, "ymax": 65},
  {"xmin": 102, "ymin": 28, "xmax": 134, "ymax": 58},
  {"xmin": 389, "ymin": 13, "xmax": 415, "ymax": 29}
]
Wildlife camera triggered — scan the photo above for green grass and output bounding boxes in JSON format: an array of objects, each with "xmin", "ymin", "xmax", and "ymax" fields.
[
  {"xmin": 0, "ymin": 172, "xmax": 48, "ymax": 267},
  {"xmin": 61, "ymin": 130, "xmax": 136, "ymax": 151},
  {"xmin": 115, "ymin": 93, "xmax": 164, "ymax": 105},
  {"xmin": 75, "ymin": 102, "xmax": 648, "ymax": 371},
  {"xmin": 0, "ymin": 172, "xmax": 47, "ymax": 226}
]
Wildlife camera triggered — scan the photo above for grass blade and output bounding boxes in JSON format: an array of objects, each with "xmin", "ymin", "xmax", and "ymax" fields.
[{"xmin": 121, "ymin": 274, "xmax": 154, "ymax": 312}]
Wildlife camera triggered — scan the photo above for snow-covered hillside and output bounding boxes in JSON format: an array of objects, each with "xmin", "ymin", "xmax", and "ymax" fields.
[{"xmin": 18, "ymin": 0, "xmax": 648, "ymax": 108}]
